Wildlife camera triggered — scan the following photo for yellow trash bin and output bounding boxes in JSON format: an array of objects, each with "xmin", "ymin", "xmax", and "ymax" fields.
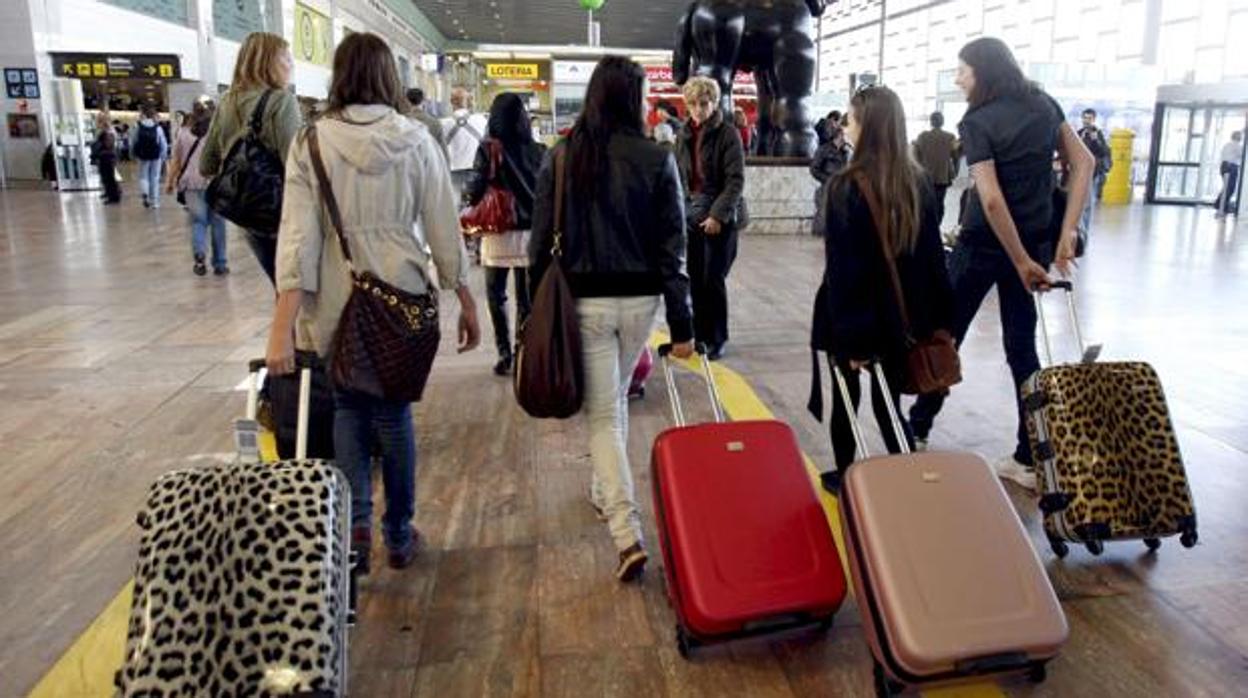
[{"xmin": 1102, "ymin": 128, "xmax": 1134, "ymax": 205}]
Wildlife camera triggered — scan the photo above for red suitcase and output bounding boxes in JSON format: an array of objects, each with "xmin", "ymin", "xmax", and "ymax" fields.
[
  {"xmin": 651, "ymin": 345, "xmax": 847, "ymax": 658},
  {"xmin": 833, "ymin": 363, "xmax": 1067, "ymax": 696}
]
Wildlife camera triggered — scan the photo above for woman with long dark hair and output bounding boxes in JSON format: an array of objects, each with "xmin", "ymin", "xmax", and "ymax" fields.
[
  {"xmin": 265, "ymin": 32, "xmax": 481, "ymax": 573},
  {"xmin": 809, "ymin": 86, "xmax": 953, "ymax": 493},
  {"xmin": 529, "ymin": 56, "xmax": 694, "ymax": 582},
  {"xmin": 908, "ymin": 37, "xmax": 1093, "ymax": 491},
  {"xmin": 464, "ymin": 93, "xmax": 546, "ymax": 376}
]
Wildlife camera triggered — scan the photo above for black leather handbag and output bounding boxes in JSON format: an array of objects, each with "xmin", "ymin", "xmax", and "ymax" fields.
[
  {"xmin": 206, "ymin": 90, "xmax": 285, "ymax": 236},
  {"xmin": 306, "ymin": 126, "xmax": 442, "ymax": 403}
]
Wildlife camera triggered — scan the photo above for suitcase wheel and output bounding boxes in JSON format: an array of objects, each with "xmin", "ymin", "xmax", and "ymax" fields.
[
  {"xmin": 1144, "ymin": 537, "xmax": 1162, "ymax": 552},
  {"xmin": 1026, "ymin": 662, "xmax": 1048, "ymax": 684},
  {"xmin": 675, "ymin": 625, "xmax": 698, "ymax": 660},
  {"xmin": 1049, "ymin": 538, "xmax": 1069, "ymax": 559},
  {"xmin": 873, "ymin": 661, "xmax": 905, "ymax": 697},
  {"xmin": 1180, "ymin": 529, "xmax": 1198, "ymax": 548},
  {"xmin": 1084, "ymin": 539, "xmax": 1104, "ymax": 556}
]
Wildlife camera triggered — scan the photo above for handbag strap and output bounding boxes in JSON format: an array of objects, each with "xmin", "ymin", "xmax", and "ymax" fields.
[
  {"xmin": 249, "ymin": 90, "xmax": 274, "ymax": 137},
  {"xmin": 852, "ymin": 171, "xmax": 913, "ymax": 340},
  {"xmin": 306, "ymin": 126, "xmax": 355, "ymax": 268},
  {"xmin": 552, "ymin": 149, "xmax": 566, "ymax": 258},
  {"xmin": 175, "ymin": 136, "xmax": 202, "ymax": 187}
]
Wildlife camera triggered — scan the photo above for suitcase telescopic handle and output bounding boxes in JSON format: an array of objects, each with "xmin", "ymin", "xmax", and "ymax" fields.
[
  {"xmin": 657, "ymin": 342, "xmax": 726, "ymax": 427},
  {"xmin": 831, "ymin": 362, "xmax": 911, "ymax": 460},
  {"xmin": 246, "ymin": 355, "xmax": 319, "ymax": 460}
]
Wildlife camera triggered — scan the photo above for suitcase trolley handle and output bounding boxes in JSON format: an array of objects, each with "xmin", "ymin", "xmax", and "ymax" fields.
[
  {"xmin": 242, "ymin": 355, "xmax": 320, "ymax": 461},
  {"xmin": 657, "ymin": 342, "xmax": 725, "ymax": 426},
  {"xmin": 1033, "ymin": 280, "xmax": 1101, "ymax": 366},
  {"xmin": 831, "ymin": 362, "xmax": 911, "ymax": 460}
]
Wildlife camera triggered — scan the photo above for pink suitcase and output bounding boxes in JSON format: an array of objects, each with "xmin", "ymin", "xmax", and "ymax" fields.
[
  {"xmin": 652, "ymin": 345, "xmax": 846, "ymax": 658},
  {"xmin": 833, "ymin": 364, "xmax": 1067, "ymax": 696}
]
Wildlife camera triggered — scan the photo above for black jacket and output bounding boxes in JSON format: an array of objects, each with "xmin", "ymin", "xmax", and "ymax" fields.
[
  {"xmin": 529, "ymin": 135, "xmax": 694, "ymax": 343},
  {"xmin": 811, "ymin": 175, "xmax": 953, "ymax": 363},
  {"xmin": 810, "ymin": 141, "xmax": 849, "ymax": 184},
  {"xmin": 675, "ymin": 113, "xmax": 748, "ymax": 228},
  {"xmin": 464, "ymin": 138, "xmax": 546, "ymax": 230}
]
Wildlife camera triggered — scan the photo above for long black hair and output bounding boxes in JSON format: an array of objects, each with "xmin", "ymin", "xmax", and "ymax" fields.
[
  {"xmin": 958, "ymin": 37, "xmax": 1036, "ymax": 108},
  {"xmin": 487, "ymin": 92, "xmax": 534, "ymax": 149},
  {"xmin": 568, "ymin": 56, "xmax": 646, "ymax": 197}
]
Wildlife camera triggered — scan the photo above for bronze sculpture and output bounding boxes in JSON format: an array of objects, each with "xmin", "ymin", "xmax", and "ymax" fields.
[{"xmin": 674, "ymin": 0, "xmax": 833, "ymax": 158}]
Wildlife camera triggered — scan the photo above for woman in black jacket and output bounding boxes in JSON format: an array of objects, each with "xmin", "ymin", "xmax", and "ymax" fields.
[
  {"xmin": 465, "ymin": 92, "xmax": 546, "ymax": 376},
  {"xmin": 809, "ymin": 85, "xmax": 953, "ymax": 494},
  {"xmin": 675, "ymin": 77, "xmax": 747, "ymax": 361},
  {"xmin": 530, "ymin": 56, "xmax": 693, "ymax": 583}
]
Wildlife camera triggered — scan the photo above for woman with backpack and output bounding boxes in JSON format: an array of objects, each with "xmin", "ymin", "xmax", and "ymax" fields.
[
  {"xmin": 133, "ymin": 104, "xmax": 169, "ymax": 209},
  {"xmin": 809, "ymin": 85, "xmax": 954, "ymax": 494},
  {"xmin": 529, "ymin": 56, "xmax": 694, "ymax": 582},
  {"xmin": 463, "ymin": 92, "xmax": 546, "ymax": 376},
  {"xmin": 200, "ymin": 32, "xmax": 303, "ymax": 285},
  {"xmin": 167, "ymin": 101, "xmax": 228, "ymax": 276},
  {"xmin": 265, "ymin": 32, "xmax": 481, "ymax": 574}
]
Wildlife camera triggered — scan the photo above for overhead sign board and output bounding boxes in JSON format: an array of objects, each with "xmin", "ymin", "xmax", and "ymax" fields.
[
  {"xmin": 486, "ymin": 63, "xmax": 540, "ymax": 80},
  {"xmin": 294, "ymin": 2, "xmax": 333, "ymax": 67},
  {"xmin": 51, "ymin": 53, "xmax": 181, "ymax": 80},
  {"xmin": 553, "ymin": 61, "xmax": 598, "ymax": 84}
]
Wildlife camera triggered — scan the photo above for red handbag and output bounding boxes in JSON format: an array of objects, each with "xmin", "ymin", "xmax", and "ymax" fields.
[{"xmin": 460, "ymin": 140, "xmax": 517, "ymax": 235}]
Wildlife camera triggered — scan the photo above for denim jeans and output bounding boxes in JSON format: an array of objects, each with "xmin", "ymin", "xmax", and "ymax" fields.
[
  {"xmin": 243, "ymin": 229, "xmax": 278, "ymax": 286},
  {"xmin": 579, "ymin": 296, "xmax": 661, "ymax": 551},
  {"xmin": 137, "ymin": 159, "xmax": 162, "ymax": 205},
  {"xmin": 185, "ymin": 189, "xmax": 227, "ymax": 269},
  {"xmin": 484, "ymin": 266, "xmax": 531, "ymax": 359},
  {"xmin": 333, "ymin": 389, "xmax": 417, "ymax": 549},
  {"xmin": 1078, "ymin": 172, "xmax": 1105, "ymax": 236},
  {"xmin": 908, "ymin": 241, "xmax": 1041, "ymax": 465}
]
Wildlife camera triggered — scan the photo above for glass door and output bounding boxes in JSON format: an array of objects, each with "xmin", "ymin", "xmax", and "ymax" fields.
[{"xmin": 1150, "ymin": 103, "xmax": 1248, "ymax": 207}]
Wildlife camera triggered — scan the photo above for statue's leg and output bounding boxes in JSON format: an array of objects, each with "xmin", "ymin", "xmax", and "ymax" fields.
[
  {"xmin": 772, "ymin": 30, "xmax": 819, "ymax": 158},
  {"xmin": 754, "ymin": 70, "xmax": 777, "ymax": 156},
  {"xmin": 689, "ymin": 9, "xmax": 744, "ymax": 114}
]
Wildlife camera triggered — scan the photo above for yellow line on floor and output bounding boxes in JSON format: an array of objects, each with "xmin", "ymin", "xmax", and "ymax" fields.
[
  {"xmin": 26, "ymin": 432, "xmax": 279, "ymax": 698},
  {"xmin": 653, "ymin": 333, "xmax": 1005, "ymax": 698}
]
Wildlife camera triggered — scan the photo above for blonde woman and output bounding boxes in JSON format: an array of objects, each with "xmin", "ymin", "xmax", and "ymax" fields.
[{"xmin": 200, "ymin": 32, "xmax": 303, "ymax": 284}]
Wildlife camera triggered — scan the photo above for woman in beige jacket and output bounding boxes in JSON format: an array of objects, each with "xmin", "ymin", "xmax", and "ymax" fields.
[{"xmin": 265, "ymin": 33, "xmax": 481, "ymax": 573}]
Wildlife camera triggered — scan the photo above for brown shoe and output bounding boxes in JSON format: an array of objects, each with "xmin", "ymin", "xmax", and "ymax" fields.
[
  {"xmin": 351, "ymin": 527, "xmax": 372, "ymax": 576},
  {"xmin": 388, "ymin": 528, "xmax": 425, "ymax": 569},
  {"xmin": 615, "ymin": 542, "xmax": 647, "ymax": 583}
]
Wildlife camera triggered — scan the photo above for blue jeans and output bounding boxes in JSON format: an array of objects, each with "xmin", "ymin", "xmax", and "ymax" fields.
[
  {"xmin": 908, "ymin": 240, "xmax": 1041, "ymax": 465},
  {"xmin": 186, "ymin": 189, "xmax": 227, "ymax": 269},
  {"xmin": 334, "ymin": 389, "xmax": 417, "ymax": 549},
  {"xmin": 1078, "ymin": 172, "xmax": 1105, "ymax": 235},
  {"xmin": 137, "ymin": 159, "xmax": 162, "ymax": 204}
]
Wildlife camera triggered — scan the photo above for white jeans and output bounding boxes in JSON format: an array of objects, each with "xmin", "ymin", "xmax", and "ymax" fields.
[{"xmin": 579, "ymin": 296, "xmax": 661, "ymax": 551}]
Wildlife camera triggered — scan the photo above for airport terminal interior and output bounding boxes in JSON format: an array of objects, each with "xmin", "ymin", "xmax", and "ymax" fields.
[{"xmin": 2, "ymin": 1, "xmax": 1248, "ymax": 697}]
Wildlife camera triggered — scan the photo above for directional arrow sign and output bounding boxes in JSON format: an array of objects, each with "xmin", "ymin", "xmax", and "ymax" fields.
[{"xmin": 144, "ymin": 65, "xmax": 157, "ymax": 76}]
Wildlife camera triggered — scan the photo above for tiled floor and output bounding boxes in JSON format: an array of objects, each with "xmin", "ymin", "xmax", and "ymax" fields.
[{"xmin": 1, "ymin": 182, "xmax": 1245, "ymax": 697}]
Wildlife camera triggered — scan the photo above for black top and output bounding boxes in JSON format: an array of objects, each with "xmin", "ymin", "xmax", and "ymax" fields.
[
  {"xmin": 464, "ymin": 138, "xmax": 546, "ymax": 230},
  {"xmin": 811, "ymin": 176, "xmax": 953, "ymax": 363},
  {"xmin": 1078, "ymin": 124, "xmax": 1112, "ymax": 175},
  {"xmin": 529, "ymin": 135, "xmax": 694, "ymax": 343},
  {"xmin": 959, "ymin": 89, "xmax": 1065, "ymax": 252},
  {"xmin": 675, "ymin": 112, "xmax": 749, "ymax": 227},
  {"xmin": 809, "ymin": 140, "xmax": 850, "ymax": 184}
]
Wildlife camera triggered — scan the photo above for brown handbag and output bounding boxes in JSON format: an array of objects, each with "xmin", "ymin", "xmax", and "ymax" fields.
[
  {"xmin": 513, "ymin": 151, "xmax": 584, "ymax": 419},
  {"xmin": 306, "ymin": 126, "xmax": 441, "ymax": 403},
  {"xmin": 853, "ymin": 172, "xmax": 961, "ymax": 395}
]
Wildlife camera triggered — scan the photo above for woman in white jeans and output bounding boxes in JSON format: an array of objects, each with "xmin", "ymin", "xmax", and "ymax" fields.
[{"xmin": 529, "ymin": 57, "xmax": 694, "ymax": 582}]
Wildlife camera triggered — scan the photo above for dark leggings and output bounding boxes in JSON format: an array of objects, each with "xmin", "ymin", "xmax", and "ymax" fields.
[{"xmin": 828, "ymin": 357, "xmax": 914, "ymax": 472}]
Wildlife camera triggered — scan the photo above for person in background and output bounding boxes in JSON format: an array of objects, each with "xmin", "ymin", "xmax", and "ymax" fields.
[
  {"xmin": 266, "ymin": 32, "xmax": 481, "ymax": 574},
  {"xmin": 530, "ymin": 114, "xmax": 543, "ymax": 143},
  {"xmin": 733, "ymin": 107, "xmax": 754, "ymax": 154},
  {"xmin": 200, "ymin": 32, "xmax": 303, "ymax": 285},
  {"xmin": 464, "ymin": 93, "xmax": 546, "ymax": 376},
  {"xmin": 529, "ymin": 56, "xmax": 693, "ymax": 582},
  {"xmin": 912, "ymin": 111, "xmax": 959, "ymax": 227},
  {"xmin": 809, "ymin": 85, "xmax": 953, "ymax": 494},
  {"xmin": 811, "ymin": 117, "xmax": 850, "ymax": 184},
  {"xmin": 115, "ymin": 122, "xmax": 131, "ymax": 162},
  {"xmin": 907, "ymin": 37, "xmax": 1094, "ymax": 491},
  {"xmin": 167, "ymin": 100, "xmax": 228, "ymax": 276},
  {"xmin": 655, "ymin": 99, "xmax": 683, "ymax": 132},
  {"xmin": 441, "ymin": 87, "xmax": 489, "ymax": 201},
  {"xmin": 93, "ymin": 114, "xmax": 121, "ymax": 205},
  {"xmin": 1216, "ymin": 130, "xmax": 1242, "ymax": 219},
  {"xmin": 675, "ymin": 76, "xmax": 747, "ymax": 361},
  {"xmin": 405, "ymin": 87, "xmax": 447, "ymax": 162},
  {"xmin": 133, "ymin": 104, "xmax": 169, "ymax": 209},
  {"xmin": 653, "ymin": 121, "xmax": 677, "ymax": 151},
  {"xmin": 1077, "ymin": 108, "xmax": 1111, "ymax": 233},
  {"xmin": 815, "ymin": 109, "xmax": 842, "ymax": 146}
]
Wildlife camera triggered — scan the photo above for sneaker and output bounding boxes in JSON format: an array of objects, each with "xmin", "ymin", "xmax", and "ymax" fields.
[
  {"xmin": 351, "ymin": 527, "xmax": 372, "ymax": 576},
  {"xmin": 213, "ymin": 266, "xmax": 229, "ymax": 276},
  {"xmin": 142, "ymin": 194, "xmax": 150, "ymax": 208},
  {"xmin": 993, "ymin": 456, "xmax": 1037, "ymax": 492},
  {"xmin": 915, "ymin": 437, "xmax": 929, "ymax": 452},
  {"xmin": 193, "ymin": 254, "xmax": 206, "ymax": 277},
  {"xmin": 627, "ymin": 383, "xmax": 645, "ymax": 400},
  {"xmin": 388, "ymin": 528, "xmax": 425, "ymax": 569},
  {"xmin": 705, "ymin": 343, "xmax": 726, "ymax": 362},
  {"xmin": 493, "ymin": 356, "xmax": 513, "ymax": 376},
  {"xmin": 616, "ymin": 542, "xmax": 647, "ymax": 583},
  {"xmin": 819, "ymin": 470, "xmax": 842, "ymax": 495}
]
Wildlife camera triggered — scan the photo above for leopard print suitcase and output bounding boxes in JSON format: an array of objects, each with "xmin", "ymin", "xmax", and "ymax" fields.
[{"xmin": 1023, "ymin": 361, "xmax": 1198, "ymax": 559}]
